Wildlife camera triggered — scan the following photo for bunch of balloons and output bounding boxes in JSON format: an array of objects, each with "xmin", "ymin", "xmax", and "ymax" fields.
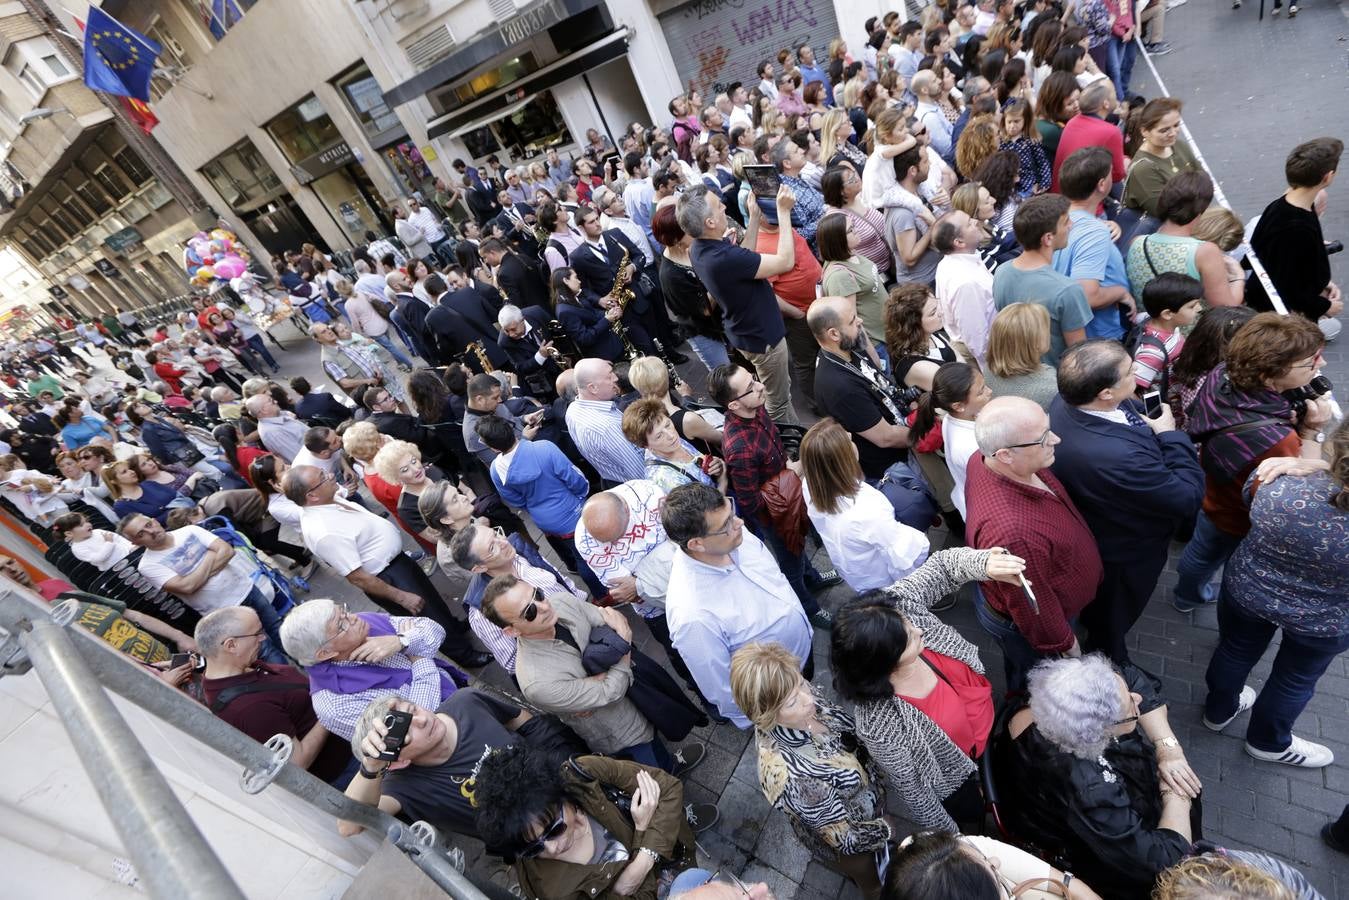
[{"xmin": 184, "ymin": 227, "xmax": 252, "ymax": 286}]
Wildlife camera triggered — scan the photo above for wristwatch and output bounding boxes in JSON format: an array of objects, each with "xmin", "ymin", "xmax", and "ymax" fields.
[
  {"xmin": 1314, "ymin": 431, "xmax": 1327, "ymax": 444},
  {"xmin": 398, "ymin": 632, "xmax": 412, "ymax": 650},
  {"xmin": 357, "ymin": 764, "xmax": 384, "ymax": 779},
  {"xmin": 1155, "ymin": 736, "xmax": 1181, "ymax": 751}
]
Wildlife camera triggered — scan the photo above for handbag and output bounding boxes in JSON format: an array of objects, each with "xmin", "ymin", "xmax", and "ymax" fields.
[
  {"xmin": 759, "ymin": 467, "xmax": 808, "ymax": 556},
  {"xmin": 170, "ymin": 442, "xmax": 205, "ymax": 466}
]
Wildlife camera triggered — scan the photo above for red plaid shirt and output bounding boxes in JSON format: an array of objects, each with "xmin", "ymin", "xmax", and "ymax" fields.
[
  {"xmin": 722, "ymin": 406, "xmax": 786, "ymax": 520},
  {"xmin": 965, "ymin": 454, "xmax": 1103, "ymax": 654}
]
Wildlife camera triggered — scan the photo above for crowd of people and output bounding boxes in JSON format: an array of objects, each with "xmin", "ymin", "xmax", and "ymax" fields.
[{"xmin": 1, "ymin": 3, "xmax": 1346, "ymax": 898}]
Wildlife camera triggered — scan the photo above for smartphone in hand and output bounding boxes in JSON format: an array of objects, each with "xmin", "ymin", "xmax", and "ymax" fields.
[{"xmin": 1142, "ymin": 389, "xmax": 1163, "ymax": 418}]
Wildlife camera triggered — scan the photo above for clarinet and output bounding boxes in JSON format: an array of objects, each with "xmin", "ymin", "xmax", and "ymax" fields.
[{"xmin": 652, "ymin": 337, "xmax": 683, "ymax": 387}]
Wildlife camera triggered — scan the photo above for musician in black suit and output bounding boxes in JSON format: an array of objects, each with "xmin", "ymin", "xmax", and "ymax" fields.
[
  {"xmin": 390, "ymin": 270, "xmax": 433, "ymax": 360},
  {"xmin": 481, "ymin": 238, "xmax": 550, "ymax": 310},
  {"xmin": 568, "ymin": 208, "xmax": 644, "ymax": 300},
  {"xmin": 548, "ymin": 266, "xmax": 627, "ymax": 363},
  {"xmin": 437, "ymin": 271, "xmax": 509, "ymax": 370},
  {"xmin": 465, "ymin": 175, "xmax": 501, "ymax": 225},
  {"xmin": 496, "ymin": 303, "xmax": 565, "ymax": 399}
]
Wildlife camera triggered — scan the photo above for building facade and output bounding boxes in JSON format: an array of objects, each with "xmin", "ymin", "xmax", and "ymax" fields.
[{"xmin": 0, "ymin": 3, "xmax": 205, "ymax": 320}]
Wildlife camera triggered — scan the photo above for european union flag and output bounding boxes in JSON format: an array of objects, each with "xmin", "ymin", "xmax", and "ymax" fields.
[{"xmin": 82, "ymin": 6, "xmax": 161, "ymax": 103}]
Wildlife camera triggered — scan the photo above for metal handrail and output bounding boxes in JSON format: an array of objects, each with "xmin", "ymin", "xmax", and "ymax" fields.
[{"xmin": 0, "ymin": 589, "xmax": 488, "ymax": 898}]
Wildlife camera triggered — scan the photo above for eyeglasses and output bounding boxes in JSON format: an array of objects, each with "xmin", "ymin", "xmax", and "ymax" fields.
[
  {"xmin": 229, "ymin": 629, "xmax": 267, "ymax": 642},
  {"xmin": 706, "ymin": 497, "xmax": 740, "ymax": 537},
  {"xmin": 520, "ymin": 586, "xmax": 546, "ymax": 623},
  {"xmin": 729, "ymin": 378, "xmax": 762, "ymax": 403},
  {"xmin": 697, "ymin": 868, "xmax": 754, "ymax": 896},
  {"xmin": 481, "ymin": 526, "xmax": 508, "ymax": 562},
  {"xmin": 317, "ymin": 604, "xmax": 352, "ymax": 652},
  {"xmin": 1288, "ymin": 354, "xmax": 1324, "ymax": 371},
  {"xmin": 516, "ymin": 806, "xmax": 568, "ymax": 859},
  {"xmin": 1000, "ymin": 429, "xmax": 1054, "ymax": 452},
  {"xmin": 307, "ymin": 469, "xmax": 334, "ymax": 493}
]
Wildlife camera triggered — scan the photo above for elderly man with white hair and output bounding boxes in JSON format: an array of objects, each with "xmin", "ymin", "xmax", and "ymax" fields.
[
  {"xmin": 278, "ymin": 597, "xmax": 466, "ymax": 741},
  {"xmin": 964, "ymin": 396, "xmax": 1103, "ymax": 694},
  {"xmin": 496, "ymin": 302, "xmax": 563, "ymax": 399},
  {"xmin": 565, "ymin": 358, "xmax": 646, "ymax": 485},
  {"xmin": 310, "ymin": 321, "xmax": 382, "ymax": 403},
  {"xmin": 197, "ymin": 606, "xmax": 356, "ymax": 785},
  {"xmin": 246, "ymin": 391, "xmax": 307, "ymax": 463}
]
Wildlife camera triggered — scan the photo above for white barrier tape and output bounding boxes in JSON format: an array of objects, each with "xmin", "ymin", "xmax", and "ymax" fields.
[{"xmin": 1133, "ymin": 36, "xmax": 1290, "ymax": 316}]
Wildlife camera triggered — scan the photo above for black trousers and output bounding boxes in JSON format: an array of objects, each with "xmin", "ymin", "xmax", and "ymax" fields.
[
  {"xmin": 1081, "ymin": 548, "xmax": 1170, "ymax": 663},
  {"xmin": 373, "ymin": 553, "xmax": 475, "ymax": 662},
  {"xmin": 249, "ymin": 526, "xmax": 308, "ymax": 566},
  {"xmin": 644, "ymin": 612, "xmax": 707, "ymax": 704}
]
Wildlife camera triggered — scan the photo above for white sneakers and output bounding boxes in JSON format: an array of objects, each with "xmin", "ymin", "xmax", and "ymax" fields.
[
  {"xmin": 1246, "ymin": 735, "xmax": 1334, "ymax": 768},
  {"xmin": 1203, "ymin": 685, "xmax": 1257, "ymax": 732}
]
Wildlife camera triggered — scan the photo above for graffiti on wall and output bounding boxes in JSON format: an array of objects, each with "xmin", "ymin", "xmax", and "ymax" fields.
[{"xmin": 659, "ymin": 0, "xmax": 838, "ymax": 100}]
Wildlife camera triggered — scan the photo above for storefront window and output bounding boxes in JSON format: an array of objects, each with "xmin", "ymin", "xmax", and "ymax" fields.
[
  {"xmin": 201, "ymin": 139, "xmax": 283, "ymax": 210},
  {"xmin": 338, "ymin": 69, "xmax": 402, "ymax": 139},
  {"xmin": 265, "ymin": 97, "xmax": 342, "ymax": 164},
  {"xmin": 461, "ymin": 126, "xmax": 501, "ymax": 160},
  {"xmin": 493, "ymin": 91, "xmax": 571, "ymax": 159}
]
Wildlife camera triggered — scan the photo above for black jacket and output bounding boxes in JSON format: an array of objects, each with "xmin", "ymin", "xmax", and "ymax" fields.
[
  {"xmin": 295, "ymin": 391, "xmax": 354, "ymax": 429},
  {"xmin": 495, "ymin": 251, "xmax": 552, "ymax": 310},
  {"xmin": 441, "ymin": 286, "xmax": 508, "ymax": 368},
  {"xmin": 568, "ymin": 231, "xmax": 643, "ymax": 300},
  {"xmin": 423, "ymin": 304, "xmax": 475, "ymax": 367},
  {"xmin": 496, "ymin": 305, "xmax": 563, "ymax": 383}
]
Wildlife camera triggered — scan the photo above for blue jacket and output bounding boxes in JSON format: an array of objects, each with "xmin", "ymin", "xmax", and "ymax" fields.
[
  {"xmin": 141, "ymin": 418, "xmax": 197, "ymax": 465},
  {"xmin": 489, "ymin": 439, "xmax": 588, "ymax": 535},
  {"xmin": 1048, "ymin": 396, "xmax": 1205, "ymax": 563}
]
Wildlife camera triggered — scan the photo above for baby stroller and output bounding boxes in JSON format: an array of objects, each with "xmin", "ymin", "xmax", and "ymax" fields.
[{"xmin": 199, "ymin": 514, "xmax": 304, "ymax": 615}]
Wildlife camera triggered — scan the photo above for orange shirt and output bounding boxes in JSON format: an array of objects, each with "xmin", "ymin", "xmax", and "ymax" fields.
[{"xmin": 754, "ymin": 228, "xmax": 821, "ymax": 312}]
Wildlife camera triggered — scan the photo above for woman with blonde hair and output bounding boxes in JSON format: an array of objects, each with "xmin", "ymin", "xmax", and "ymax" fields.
[
  {"xmin": 626, "ymin": 356, "xmax": 722, "ymax": 448},
  {"xmin": 730, "ymin": 641, "xmax": 891, "ymax": 899},
  {"xmin": 1191, "ymin": 206, "xmax": 1245, "ymax": 254},
  {"xmin": 820, "ymin": 107, "xmax": 867, "ymax": 173},
  {"xmin": 1153, "ymin": 853, "xmax": 1301, "ymax": 900},
  {"xmin": 800, "ymin": 419, "xmax": 930, "ymax": 592},
  {"xmin": 983, "ymin": 303, "xmax": 1058, "ymax": 410},
  {"xmin": 371, "ymin": 438, "xmax": 441, "ymax": 551}
]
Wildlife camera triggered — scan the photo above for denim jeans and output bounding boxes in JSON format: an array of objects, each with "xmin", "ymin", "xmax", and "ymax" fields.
[
  {"xmin": 745, "ymin": 516, "xmax": 821, "ymax": 617},
  {"xmin": 687, "ymin": 334, "xmax": 730, "ymax": 371},
  {"xmin": 973, "ymin": 586, "xmax": 1056, "ymax": 696},
  {"xmin": 618, "ymin": 736, "xmax": 674, "ymax": 773},
  {"xmin": 1107, "ymin": 36, "xmax": 1138, "ymax": 101},
  {"xmin": 1204, "ymin": 587, "xmax": 1349, "ymax": 751},
  {"xmin": 244, "ymin": 334, "xmax": 280, "ymax": 371},
  {"xmin": 1174, "ymin": 512, "xmax": 1243, "ymax": 607},
  {"xmin": 240, "ymin": 585, "xmax": 287, "ymax": 664},
  {"xmin": 370, "ymin": 331, "xmax": 413, "ymax": 367}
]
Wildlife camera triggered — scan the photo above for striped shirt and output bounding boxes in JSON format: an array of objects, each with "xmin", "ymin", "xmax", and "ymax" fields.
[{"xmin": 566, "ymin": 399, "xmax": 647, "ymax": 484}]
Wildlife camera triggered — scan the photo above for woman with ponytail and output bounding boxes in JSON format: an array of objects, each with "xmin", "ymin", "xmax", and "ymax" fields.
[{"xmin": 910, "ymin": 363, "xmax": 992, "ymax": 520}]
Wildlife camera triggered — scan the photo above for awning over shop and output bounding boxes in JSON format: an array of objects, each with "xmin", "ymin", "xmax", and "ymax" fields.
[
  {"xmin": 425, "ymin": 27, "xmax": 629, "ymax": 141},
  {"xmin": 383, "ymin": 0, "xmax": 606, "ymax": 108}
]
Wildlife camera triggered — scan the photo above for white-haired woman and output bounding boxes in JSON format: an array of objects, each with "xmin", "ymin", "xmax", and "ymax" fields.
[
  {"xmin": 372, "ymin": 438, "xmax": 442, "ymax": 552},
  {"xmin": 996, "ymin": 655, "xmax": 1204, "ymax": 900}
]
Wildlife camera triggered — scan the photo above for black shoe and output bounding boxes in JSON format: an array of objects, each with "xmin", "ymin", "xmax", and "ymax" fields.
[
  {"xmin": 810, "ymin": 569, "xmax": 843, "ymax": 592},
  {"xmin": 931, "ymin": 593, "xmax": 958, "ymax": 612},
  {"xmin": 457, "ymin": 650, "xmax": 494, "ymax": 668},
  {"xmin": 1322, "ymin": 822, "xmax": 1349, "ymax": 855},
  {"xmin": 671, "ymin": 741, "xmax": 708, "ymax": 777},
  {"xmin": 685, "ymin": 802, "xmax": 720, "ymax": 833},
  {"xmin": 668, "ymin": 350, "xmax": 691, "ymax": 365},
  {"xmin": 1326, "ymin": 240, "xmax": 1343, "ymax": 255}
]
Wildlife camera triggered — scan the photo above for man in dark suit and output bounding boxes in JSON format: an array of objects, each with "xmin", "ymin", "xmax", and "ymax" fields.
[
  {"xmin": 496, "ymin": 303, "xmax": 564, "ymax": 399},
  {"xmin": 1048, "ymin": 340, "xmax": 1205, "ymax": 663},
  {"xmin": 361, "ymin": 385, "xmax": 442, "ymax": 465},
  {"xmin": 437, "ymin": 272, "xmax": 509, "ymax": 370},
  {"xmin": 465, "ymin": 175, "xmax": 502, "ymax": 225},
  {"xmin": 390, "ymin": 270, "xmax": 433, "ymax": 361},
  {"xmin": 423, "ymin": 300, "xmax": 475, "ymax": 368},
  {"xmin": 481, "ymin": 238, "xmax": 550, "ymax": 310},
  {"xmin": 290, "ymin": 377, "xmax": 354, "ymax": 428},
  {"xmin": 568, "ymin": 207, "xmax": 644, "ymax": 299}
]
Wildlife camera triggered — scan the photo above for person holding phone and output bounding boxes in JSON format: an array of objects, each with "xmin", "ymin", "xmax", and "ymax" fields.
[
  {"xmin": 680, "ymin": 183, "xmax": 802, "ymax": 426},
  {"xmin": 1048, "ymin": 341, "xmax": 1204, "ymax": 663}
]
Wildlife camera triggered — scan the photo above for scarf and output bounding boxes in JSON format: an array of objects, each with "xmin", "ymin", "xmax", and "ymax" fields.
[
  {"xmin": 305, "ymin": 612, "xmax": 461, "ymax": 696},
  {"xmin": 1184, "ymin": 364, "xmax": 1295, "ymax": 483}
]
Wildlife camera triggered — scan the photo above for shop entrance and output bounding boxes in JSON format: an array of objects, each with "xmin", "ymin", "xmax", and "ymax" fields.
[{"xmin": 240, "ymin": 194, "xmax": 328, "ymax": 258}]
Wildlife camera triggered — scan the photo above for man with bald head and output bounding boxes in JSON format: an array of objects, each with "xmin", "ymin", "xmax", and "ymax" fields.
[
  {"xmin": 809, "ymin": 295, "xmax": 936, "ymax": 530},
  {"xmin": 565, "ymin": 358, "xmax": 645, "ymax": 485},
  {"xmin": 1048, "ymin": 340, "xmax": 1203, "ymax": 663},
  {"xmin": 246, "ymin": 391, "xmax": 307, "ymax": 463},
  {"xmin": 574, "ymin": 480, "xmax": 710, "ymax": 707},
  {"xmin": 964, "ymin": 395, "xmax": 1103, "ymax": 693}
]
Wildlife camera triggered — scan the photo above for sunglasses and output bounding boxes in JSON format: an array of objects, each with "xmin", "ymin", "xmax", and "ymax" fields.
[
  {"xmin": 520, "ymin": 586, "xmax": 546, "ymax": 623},
  {"xmin": 516, "ymin": 806, "xmax": 568, "ymax": 859}
]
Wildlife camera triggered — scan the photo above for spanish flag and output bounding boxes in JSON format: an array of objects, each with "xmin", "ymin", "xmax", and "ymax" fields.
[{"xmin": 120, "ymin": 96, "xmax": 159, "ymax": 134}]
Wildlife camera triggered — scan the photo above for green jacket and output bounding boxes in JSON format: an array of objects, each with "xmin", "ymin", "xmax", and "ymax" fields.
[{"xmin": 515, "ymin": 756, "xmax": 695, "ymax": 900}]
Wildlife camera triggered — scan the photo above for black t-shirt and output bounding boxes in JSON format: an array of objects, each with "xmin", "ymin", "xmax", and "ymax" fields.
[
  {"xmin": 1247, "ymin": 196, "xmax": 1332, "ymax": 320},
  {"xmin": 813, "ymin": 349, "xmax": 907, "ymax": 479},
  {"xmin": 380, "ymin": 688, "xmax": 522, "ymax": 834}
]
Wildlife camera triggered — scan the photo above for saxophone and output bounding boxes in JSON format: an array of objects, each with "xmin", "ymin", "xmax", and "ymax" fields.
[
  {"xmin": 606, "ymin": 246, "xmax": 640, "ymax": 362},
  {"xmin": 465, "ymin": 341, "xmax": 493, "ymax": 373}
]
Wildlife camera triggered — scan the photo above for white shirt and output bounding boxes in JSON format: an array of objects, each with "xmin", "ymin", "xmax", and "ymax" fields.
[
  {"xmin": 292, "ymin": 445, "xmax": 343, "ymax": 477},
  {"xmin": 267, "ymin": 492, "xmax": 304, "ymax": 532},
  {"xmin": 728, "ymin": 104, "xmax": 754, "ymax": 134},
  {"xmin": 69, "ymin": 530, "xmax": 135, "ymax": 569},
  {"xmin": 137, "ymin": 525, "xmax": 258, "ymax": 613},
  {"xmin": 935, "ymin": 251, "xmax": 997, "ymax": 365},
  {"xmin": 803, "ymin": 480, "xmax": 930, "ymax": 592},
  {"xmin": 298, "ymin": 497, "xmax": 404, "ymax": 576},
  {"xmin": 407, "ymin": 206, "xmax": 446, "ymax": 243},
  {"xmin": 942, "ymin": 415, "xmax": 981, "ymax": 518},
  {"xmin": 665, "ymin": 531, "xmax": 812, "ymax": 728}
]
